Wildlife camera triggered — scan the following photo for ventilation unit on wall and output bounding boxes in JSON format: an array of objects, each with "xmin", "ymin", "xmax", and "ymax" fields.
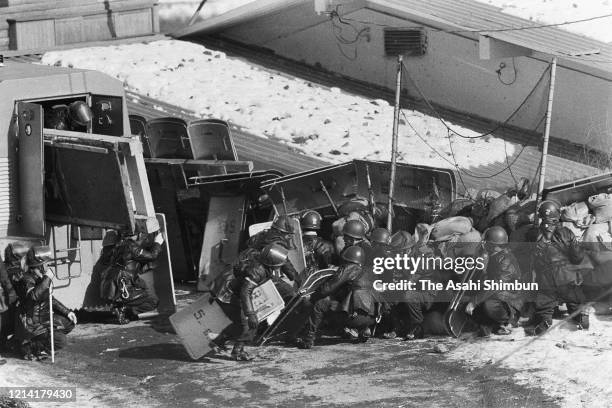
[{"xmin": 384, "ymin": 28, "xmax": 427, "ymax": 57}]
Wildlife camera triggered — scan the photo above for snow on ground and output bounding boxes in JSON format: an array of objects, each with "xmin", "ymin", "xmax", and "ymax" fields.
[
  {"xmin": 449, "ymin": 312, "xmax": 612, "ymax": 408},
  {"xmin": 475, "ymin": 0, "xmax": 612, "ymax": 42},
  {"xmin": 42, "ymin": 40, "xmax": 514, "ymax": 170}
]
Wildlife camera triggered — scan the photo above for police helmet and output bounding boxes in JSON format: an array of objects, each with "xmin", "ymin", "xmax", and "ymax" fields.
[
  {"xmin": 483, "ymin": 226, "xmax": 508, "ymax": 245},
  {"xmin": 68, "ymin": 101, "xmax": 93, "ymax": 127},
  {"xmin": 26, "ymin": 246, "xmax": 53, "ymax": 267},
  {"xmin": 370, "ymin": 227, "xmax": 391, "ymax": 245},
  {"xmin": 341, "ymin": 245, "xmax": 365, "ymax": 266},
  {"xmin": 301, "ymin": 211, "xmax": 322, "ymax": 231},
  {"xmin": 538, "ymin": 200, "xmax": 561, "ymax": 221},
  {"xmin": 342, "ymin": 220, "xmax": 366, "ymax": 240},
  {"xmin": 260, "ymin": 244, "xmax": 289, "ymax": 267},
  {"xmin": 271, "ymin": 216, "xmax": 294, "ymax": 234},
  {"xmin": 4, "ymin": 243, "xmax": 29, "ymax": 264}
]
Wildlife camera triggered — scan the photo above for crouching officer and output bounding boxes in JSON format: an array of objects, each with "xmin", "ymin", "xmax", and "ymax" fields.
[
  {"xmin": 217, "ymin": 244, "xmax": 296, "ymax": 361},
  {"xmin": 466, "ymin": 227, "xmax": 523, "ymax": 336},
  {"xmin": 13, "ymin": 247, "xmax": 77, "ymax": 360},
  {"xmin": 301, "ymin": 211, "xmax": 333, "ymax": 280},
  {"xmin": 105, "ymin": 231, "xmax": 164, "ymax": 324},
  {"xmin": 246, "ymin": 215, "xmax": 298, "ymax": 283},
  {"xmin": 526, "ymin": 201, "xmax": 589, "ymax": 335},
  {"xmin": 297, "ymin": 245, "xmax": 376, "ymax": 349}
]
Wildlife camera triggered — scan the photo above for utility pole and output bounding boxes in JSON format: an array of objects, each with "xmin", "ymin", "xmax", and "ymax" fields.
[
  {"xmin": 188, "ymin": 0, "xmax": 208, "ymax": 26},
  {"xmin": 387, "ymin": 54, "xmax": 403, "ymax": 232},
  {"xmin": 535, "ymin": 57, "xmax": 558, "ymax": 219}
]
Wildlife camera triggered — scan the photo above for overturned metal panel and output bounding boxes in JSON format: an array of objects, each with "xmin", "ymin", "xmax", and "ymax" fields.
[
  {"xmin": 262, "ymin": 160, "xmax": 457, "ymax": 215},
  {"xmin": 197, "ymin": 196, "xmax": 246, "ymax": 291},
  {"xmin": 17, "ymin": 101, "xmax": 45, "ymax": 237},
  {"xmin": 543, "ymin": 172, "xmax": 612, "ymax": 205}
]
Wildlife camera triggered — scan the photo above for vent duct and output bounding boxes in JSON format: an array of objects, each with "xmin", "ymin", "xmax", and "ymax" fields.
[{"xmin": 384, "ymin": 28, "xmax": 427, "ymax": 57}]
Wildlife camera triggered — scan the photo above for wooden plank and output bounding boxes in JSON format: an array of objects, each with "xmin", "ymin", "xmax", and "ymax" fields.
[
  {"xmin": 11, "ymin": 19, "xmax": 54, "ymax": 50},
  {"xmin": 2, "ymin": 0, "xmax": 157, "ymax": 21},
  {"xmin": 114, "ymin": 9, "xmax": 152, "ymax": 38}
]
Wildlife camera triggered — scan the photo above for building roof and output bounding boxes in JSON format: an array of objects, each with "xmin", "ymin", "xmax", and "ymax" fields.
[
  {"xmin": 0, "ymin": 60, "xmax": 87, "ymax": 82},
  {"xmin": 175, "ymin": 0, "xmax": 612, "ymax": 79}
]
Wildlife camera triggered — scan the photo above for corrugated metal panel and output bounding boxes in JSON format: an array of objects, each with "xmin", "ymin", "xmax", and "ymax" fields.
[
  {"xmin": 371, "ymin": 0, "xmax": 612, "ymax": 75},
  {"xmin": 0, "ymin": 157, "xmax": 19, "ymax": 232},
  {"xmin": 176, "ymin": 0, "xmax": 612, "ymax": 76}
]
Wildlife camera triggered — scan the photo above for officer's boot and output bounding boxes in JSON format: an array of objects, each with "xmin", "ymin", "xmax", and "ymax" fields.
[
  {"xmin": 574, "ymin": 312, "xmax": 590, "ymax": 330},
  {"xmin": 404, "ymin": 324, "xmax": 424, "ymax": 341},
  {"xmin": 296, "ymin": 331, "xmax": 315, "ymax": 349},
  {"xmin": 230, "ymin": 343, "xmax": 252, "ymax": 361},
  {"xmin": 112, "ymin": 305, "xmax": 129, "ymax": 325},
  {"xmin": 525, "ymin": 319, "xmax": 552, "ymax": 336}
]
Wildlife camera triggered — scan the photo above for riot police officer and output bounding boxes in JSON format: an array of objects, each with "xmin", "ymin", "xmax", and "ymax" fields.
[
  {"xmin": 465, "ymin": 226, "xmax": 523, "ymax": 336},
  {"xmin": 104, "ymin": 231, "xmax": 164, "ymax": 324},
  {"xmin": 219, "ymin": 244, "xmax": 296, "ymax": 361},
  {"xmin": 13, "ymin": 247, "xmax": 77, "ymax": 360},
  {"xmin": 301, "ymin": 211, "xmax": 333, "ymax": 280},
  {"xmin": 526, "ymin": 201, "xmax": 589, "ymax": 335},
  {"xmin": 297, "ymin": 245, "xmax": 376, "ymax": 349}
]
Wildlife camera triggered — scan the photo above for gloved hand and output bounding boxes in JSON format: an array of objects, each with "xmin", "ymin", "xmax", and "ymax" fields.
[
  {"xmin": 247, "ymin": 313, "xmax": 258, "ymax": 330},
  {"xmin": 44, "ymin": 269, "xmax": 55, "ymax": 280},
  {"xmin": 67, "ymin": 312, "xmax": 78, "ymax": 325},
  {"xmin": 154, "ymin": 231, "xmax": 165, "ymax": 245},
  {"xmin": 465, "ymin": 302, "xmax": 476, "ymax": 315}
]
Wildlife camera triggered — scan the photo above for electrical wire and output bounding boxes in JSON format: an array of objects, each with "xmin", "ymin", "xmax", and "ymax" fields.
[
  {"xmin": 328, "ymin": 6, "xmax": 612, "ymax": 35},
  {"xmin": 401, "ymin": 61, "xmax": 551, "ymax": 139},
  {"xmin": 497, "ymin": 58, "xmax": 518, "ymax": 86}
]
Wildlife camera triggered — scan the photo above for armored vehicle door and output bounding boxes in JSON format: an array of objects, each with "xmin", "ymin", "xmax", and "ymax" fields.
[{"xmin": 17, "ymin": 102, "xmax": 45, "ymax": 236}]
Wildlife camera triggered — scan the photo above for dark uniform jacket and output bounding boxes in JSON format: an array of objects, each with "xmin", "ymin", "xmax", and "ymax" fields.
[
  {"xmin": 101, "ymin": 239, "xmax": 162, "ymax": 301},
  {"xmin": 0, "ymin": 262, "xmax": 17, "ymax": 312},
  {"xmin": 318, "ymin": 264, "xmax": 376, "ymax": 316},
  {"xmin": 473, "ymin": 248, "xmax": 523, "ymax": 311},
  {"xmin": 237, "ymin": 259, "xmax": 286, "ymax": 317},
  {"xmin": 303, "ymin": 234, "xmax": 334, "ymax": 272},
  {"xmin": 529, "ymin": 225, "xmax": 585, "ymax": 289},
  {"xmin": 14, "ymin": 270, "xmax": 71, "ymax": 339}
]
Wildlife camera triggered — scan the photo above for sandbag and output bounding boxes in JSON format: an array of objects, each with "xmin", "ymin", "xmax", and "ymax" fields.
[
  {"xmin": 583, "ymin": 222, "xmax": 612, "ymax": 252},
  {"xmin": 389, "ymin": 230, "xmax": 415, "ymax": 253},
  {"xmin": 431, "ymin": 216, "xmax": 473, "ymax": 241},
  {"xmin": 505, "ymin": 199, "xmax": 536, "ymax": 232},
  {"xmin": 441, "ymin": 198, "xmax": 474, "ymax": 218},
  {"xmin": 588, "ymin": 193, "xmax": 612, "ymax": 223},
  {"xmin": 486, "ymin": 193, "xmax": 519, "ymax": 224},
  {"xmin": 442, "ymin": 228, "xmax": 482, "ymax": 258},
  {"xmin": 561, "ymin": 201, "xmax": 591, "ymax": 225}
]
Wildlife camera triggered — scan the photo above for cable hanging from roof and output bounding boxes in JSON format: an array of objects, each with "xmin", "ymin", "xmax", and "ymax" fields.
[
  {"xmin": 401, "ymin": 61, "xmax": 551, "ymax": 139},
  {"xmin": 326, "ymin": 5, "xmax": 612, "ymax": 35}
]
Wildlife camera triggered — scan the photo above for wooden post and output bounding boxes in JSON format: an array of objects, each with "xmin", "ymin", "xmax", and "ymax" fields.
[
  {"xmin": 535, "ymin": 57, "xmax": 558, "ymax": 218},
  {"xmin": 387, "ymin": 55, "xmax": 403, "ymax": 232}
]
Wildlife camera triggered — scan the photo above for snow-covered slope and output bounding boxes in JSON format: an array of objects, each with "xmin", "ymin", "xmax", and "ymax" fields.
[
  {"xmin": 42, "ymin": 40, "xmax": 514, "ymax": 169},
  {"xmin": 449, "ymin": 312, "xmax": 612, "ymax": 408}
]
